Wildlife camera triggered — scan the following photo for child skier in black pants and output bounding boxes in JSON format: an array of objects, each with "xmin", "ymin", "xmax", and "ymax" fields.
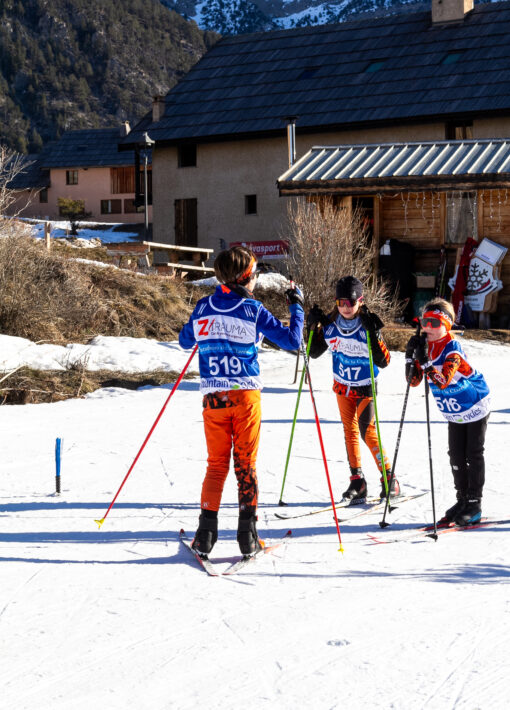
[{"xmin": 405, "ymin": 298, "xmax": 490, "ymax": 526}]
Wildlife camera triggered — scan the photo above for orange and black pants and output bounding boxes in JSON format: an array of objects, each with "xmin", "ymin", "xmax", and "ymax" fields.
[
  {"xmin": 336, "ymin": 392, "xmax": 391, "ymax": 474},
  {"xmin": 200, "ymin": 389, "xmax": 261, "ymax": 512}
]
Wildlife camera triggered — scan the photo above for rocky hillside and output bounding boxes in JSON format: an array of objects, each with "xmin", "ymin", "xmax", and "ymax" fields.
[{"xmin": 0, "ymin": 0, "xmax": 218, "ymax": 153}]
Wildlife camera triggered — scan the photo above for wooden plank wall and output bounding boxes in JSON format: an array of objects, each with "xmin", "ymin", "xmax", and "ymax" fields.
[{"xmin": 380, "ymin": 192, "xmax": 443, "ymax": 250}]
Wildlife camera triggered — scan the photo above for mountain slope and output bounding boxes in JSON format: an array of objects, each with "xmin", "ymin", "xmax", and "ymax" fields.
[
  {"xmin": 0, "ymin": 0, "xmax": 218, "ymax": 153},
  {"xmin": 168, "ymin": 0, "xmax": 499, "ymax": 33}
]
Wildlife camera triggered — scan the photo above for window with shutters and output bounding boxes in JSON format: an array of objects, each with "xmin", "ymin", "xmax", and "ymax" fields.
[
  {"xmin": 124, "ymin": 199, "xmax": 137, "ymax": 214},
  {"xmin": 175, "ymin": 198, "xmax": 198, "ymax": 247},
  {"xmin": 101, "ymin": 199, "xmax": 122, "ymax": 214},
  {"xmin": 111, "ymin": 167, "xmax": 136, "ymax": 194}
]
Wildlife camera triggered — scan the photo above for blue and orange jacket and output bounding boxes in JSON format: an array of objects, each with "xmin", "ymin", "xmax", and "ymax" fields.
[
  {"xmin": 179, "ymin": 284, "xmax": 304, "ymax": 393},
  {"xmin": 309, "ymin": 313, "xmax": 390, "ymax": 398},
  {"xmin": 409, "ymin": 333, "xmax": 490, "ymax": 423}
]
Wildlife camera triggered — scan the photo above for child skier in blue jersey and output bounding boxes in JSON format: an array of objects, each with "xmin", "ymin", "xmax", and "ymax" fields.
[
  {"xmin": 405, "ymin": 298, "xmax": 490, "ymax": 526},
  {"xmin": 307, "ymin": 276, "xmax": 395, "ymax": 502},
  {"xmin": 179, "ymin": 246, "xmax": 304, "ymax": 557}
]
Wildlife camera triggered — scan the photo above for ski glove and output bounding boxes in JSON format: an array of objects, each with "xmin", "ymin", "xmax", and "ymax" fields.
[
  {"xmin": 285, "ymin": 286, "xmax": 304, "ymax": 309},
  {"xmin": 405, "ymin": 334, "xmax": 428, "ymax": 365},
  {"xmin": 359, "ymin": 305, "xmax": 384, "ymax": 334},
  {"xmin": 306, "ymin": 304, "xmax": 328, "ymax": 329}
]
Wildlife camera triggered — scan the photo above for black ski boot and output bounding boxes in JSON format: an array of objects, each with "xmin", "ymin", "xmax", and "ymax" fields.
[
  {"xmin": 454, "ymin": 497, "xmax": 482, "ymax": 526},
  {"xmin": 380, "ymin": 474, "xmax": 400, "ymax": 499},
  {"xmin": 437, "ymin": 493, "xmax": 466, "ymax": 526},
  {"xmin": 342, "ymin": 468, "xmax": 367, "ymax": 504},
  {"xmin": 191, "ymin": 510, "xmax": 218, "ymax": 557},
  {"xmin": 237, "ymin": 512, "xmax": 263, "ymax": 557}
]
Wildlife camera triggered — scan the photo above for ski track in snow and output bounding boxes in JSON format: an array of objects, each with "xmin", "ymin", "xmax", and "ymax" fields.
[{"xmin": 0, "ymin": 341, "xmax": 509, "ymax": 708}]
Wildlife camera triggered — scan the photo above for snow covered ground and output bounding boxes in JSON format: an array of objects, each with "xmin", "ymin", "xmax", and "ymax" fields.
[
  {"xmin": 22, "ymin": 218, "xmax": 140, "ymax": 244},
  {"xmin": 1, "ymin": 336, "xmax": 509, "ymax": 709}
]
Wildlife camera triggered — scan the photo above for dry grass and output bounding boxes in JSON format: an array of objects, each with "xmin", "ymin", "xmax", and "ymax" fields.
[
  {"xmin": 0, "ymin": 367, "xmax": 198, "ymax": 405},
  {"xmin": 0, "ymin": 230, "xmax": 193, "ymax": 342}
]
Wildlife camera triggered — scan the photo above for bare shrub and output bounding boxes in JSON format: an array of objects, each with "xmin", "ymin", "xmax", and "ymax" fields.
[
  {"xmin": 0, "ymin": 232, "xmax": 192, "ymax": 342},
  {"xmin": 0, "ymin": 146, "xmax": 34, "ymax": 217},
  {"xmin": 281, "ymin": 198, "xmax": 403, "ymax": 322}
]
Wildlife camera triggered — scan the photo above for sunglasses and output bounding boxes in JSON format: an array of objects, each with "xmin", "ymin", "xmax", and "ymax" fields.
[
  {"xmin": 420, "ymin": 316, "xmax": 442, "ymax": 328},
  {"xmin": 336, "ymin": 298, "xmax": 361, "ymax": 308}
]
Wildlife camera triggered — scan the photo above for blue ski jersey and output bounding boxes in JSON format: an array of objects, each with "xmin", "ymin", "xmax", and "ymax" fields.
[
  {"xmin": 428, "ymin": 339, "xmax": 490, "ymax": 423},
  {"xmin": 179, "ymin": 285, "xmax": 303, "ymax": 393},
  {"xmin": 323, "ymin": 317, "xmax": 377, "ymax": 388}
]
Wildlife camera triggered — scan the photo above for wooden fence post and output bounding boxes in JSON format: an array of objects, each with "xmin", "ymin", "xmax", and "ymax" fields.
[{"xmin": 45, "ymin": 222, "xmax": 51, "ymax": 251}]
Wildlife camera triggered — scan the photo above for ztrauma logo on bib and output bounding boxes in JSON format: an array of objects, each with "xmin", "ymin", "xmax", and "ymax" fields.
[{"xmin": 195, "ymin": 315, "xmax": 255, "ymax": 343}]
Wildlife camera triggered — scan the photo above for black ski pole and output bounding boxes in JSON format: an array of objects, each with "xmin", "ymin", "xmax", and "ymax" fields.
[
  {"xmin": 424, "ymin": 377, "xmax": 438, "ymax": 540},
  {"xmin": 379, "ymin": 322, "xmax": 421, "ymax": 528}
]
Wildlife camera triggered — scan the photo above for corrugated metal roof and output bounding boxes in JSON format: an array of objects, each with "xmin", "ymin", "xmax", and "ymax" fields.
[
  {"xmin": 278, "ymin": 140, "xmax": 510, "ymax": 188},
  {"xmin": 122, "ymin": 1, "xmax": 510, "ymax": 147}
]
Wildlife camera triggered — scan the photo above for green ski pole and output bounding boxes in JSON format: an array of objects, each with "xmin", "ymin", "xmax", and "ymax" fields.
[
  {"xmin": 278, "ymin": 328, "xmax": 314, "ymax": 505},
  {"xmin": 366, "ymin": 329, "xmax": 389, "ymax": 498}
]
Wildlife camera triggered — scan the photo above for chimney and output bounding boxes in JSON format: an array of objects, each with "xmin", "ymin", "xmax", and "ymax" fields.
[
  {"xmin": 152, "ymin": 95, "xmax": 165, "ymax": 123},
  {"xmin": 432, "ymin": 0, "xmax": 474, "ymax": 25},
  {"xmin": 285, "ymin": 116, "xmax": 297, "ymax": 168},
  {"xmin": 119, "ymin": 121, "xmax": 131, "ymax": 137}
]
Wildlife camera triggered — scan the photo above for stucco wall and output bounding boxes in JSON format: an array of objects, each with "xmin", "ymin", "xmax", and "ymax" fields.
[
  {"xmin": 152, "ymin": 121, "xmax": 449, "ymax": 253},
  {"xmin": 9, "ymin": 167, "xmax": 152, "ymax": 224}
]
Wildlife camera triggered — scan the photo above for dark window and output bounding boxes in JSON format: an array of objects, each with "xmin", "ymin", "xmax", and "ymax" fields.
[
  {"xmin": 445, "ymin": 121, "xmax": 473, "ymax": 140},
  {"xmin": 124, "ymin": 199, "xmax": 137, "ymax": 214},
  {"xmin": 101, "ymin": 199, "xmax": 122, "ymax": 215},
  {"xmin": 175, "ymin": 198, "xmax": 198, "ymax": 247},
  {"xmin": 298, "ymin": 66, "xmax": 321, "ymax": 79},
  {"xmin": 39, "ymin": 188, "xmax": 48, "ymax": 203},
  {"xmin": 178, "ymin": 144, "xmax": 197, "ymax": 168},
  {"xmin": 365, "ymin": 60, "xmax": 385, "ymax": 73},
  {"xmin": 245, "ymin": 194, "xmax": 257, "ymax": 215},
  {"xmin": 66, "ymin": 170, "xmax": 78, "ymax": 185},
  {"xmin": 111, "ymin": 167, "xmax": 135, "ymax": 194}
]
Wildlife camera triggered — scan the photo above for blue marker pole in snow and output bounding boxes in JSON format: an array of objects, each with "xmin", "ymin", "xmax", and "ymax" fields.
[{"xmin": 55, "ymin": 438, "xmax": 62, "ymax": 495}]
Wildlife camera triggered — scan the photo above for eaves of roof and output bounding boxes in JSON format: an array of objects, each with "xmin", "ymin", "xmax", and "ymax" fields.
[{"xmin": 277, "ymin": 139, "xmax": 510, "ymax": 195}]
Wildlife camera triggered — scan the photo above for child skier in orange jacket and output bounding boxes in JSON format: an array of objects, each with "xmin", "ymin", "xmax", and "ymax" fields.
[
  {"xmin": 307, "ymin": 276, "xmax": 395, "ymax": 502},
  {"xmin": 179, "ymin": 247, "xmax": 304, "ymax": 557}
]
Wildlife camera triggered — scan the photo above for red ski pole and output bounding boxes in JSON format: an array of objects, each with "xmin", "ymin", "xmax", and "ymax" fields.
[
  {"xmin": 95, "ymin": 344, "xmax": 198, "ymax": 528},
  {"xmin": 300, "ymin": 339, "xmax": 344, "ymax": 553}
]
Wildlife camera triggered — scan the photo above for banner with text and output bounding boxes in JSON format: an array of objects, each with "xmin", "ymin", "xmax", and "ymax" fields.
[{"xmin": 229, "ymin": 240, "xmax": 289, "ymax": 260}]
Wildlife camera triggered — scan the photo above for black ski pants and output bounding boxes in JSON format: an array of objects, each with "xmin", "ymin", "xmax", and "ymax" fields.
[{"xmin": 447, "ymin": 415, "xmax": 489, "ymax": 499}]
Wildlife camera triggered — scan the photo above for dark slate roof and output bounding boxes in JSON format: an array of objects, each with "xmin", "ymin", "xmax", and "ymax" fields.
[
  {"xmin": 42, "ymin": 128, "xmax": 139, "ymax": 168},
  {"xmin": 122, "ymin": 1, "xmax": 510, "ymax": 147},
  {"xmin": 7, "ymin": 150, "xmax": 52, "ymax": 190}
]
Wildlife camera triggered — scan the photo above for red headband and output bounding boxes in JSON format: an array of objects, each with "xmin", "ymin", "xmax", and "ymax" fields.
[
  {"xmin": 422, "ymin": 308, "xmax": 453, "ymax": 331},
  {"xmin": 236, "ymin": 256, "xmax": 257, "ymax": 284}
]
